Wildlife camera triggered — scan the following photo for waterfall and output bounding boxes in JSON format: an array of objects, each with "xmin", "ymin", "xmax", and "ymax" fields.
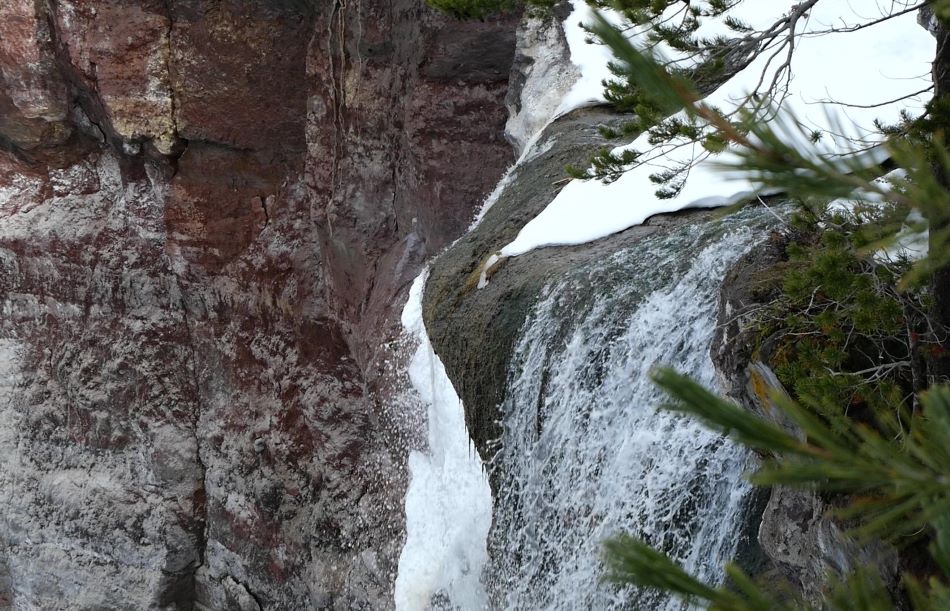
[{"xmin": 485, "ymin": 210, "xmax": 772, "ymax": 609}]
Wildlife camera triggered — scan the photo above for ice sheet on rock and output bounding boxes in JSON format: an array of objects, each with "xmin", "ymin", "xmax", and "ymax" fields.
[
  {"xmin": 394, "ymin": 272, "xmax": 493, "ymax": 611},
  {"xmin": 500, "ymin": 0, "xmax": 935, "ymax": 259}
]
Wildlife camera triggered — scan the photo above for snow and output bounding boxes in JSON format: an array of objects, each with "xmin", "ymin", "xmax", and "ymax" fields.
[
  {"xmin": 394, "ymin": 271, "xmax": 493, "ymax": 611},
  {"xmin": 874, "ymin": 208, "xmax": 930, "ymax": 263},
  {"xmin": 554, "ymin": 0, "xmax": 621, "ymax": 116},
  {"xmin": 826, "ymin": 169, "xmax": 929, "ymax": 261},
  {"xmin": 881, "ymin": 209, "xmax": 929, "ymax": 262},
  {"xmin": 828, "ymin": 167, "xmax": 908, "ymax": 212},
  {"xmin": 506, "ymin": 15, "xmax": 583, "ymax": 154},
  {"xmin": 471, "ymin": 163, "xmax": 520, "ymax": 228},
  {"xmin": 495, "ymin": 0, "xmax": 936, "ymax": 262}
]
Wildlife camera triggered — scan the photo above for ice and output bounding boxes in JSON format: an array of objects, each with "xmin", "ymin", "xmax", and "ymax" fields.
[{"xmin": 394, "ymin": 272, "xmax": 493, "ymax": 611}]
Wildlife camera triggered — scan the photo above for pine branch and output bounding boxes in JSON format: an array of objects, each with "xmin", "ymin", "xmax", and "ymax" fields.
[{"xmin": 653, "ymin": 369, "xmax": 950, "ymax": 541}]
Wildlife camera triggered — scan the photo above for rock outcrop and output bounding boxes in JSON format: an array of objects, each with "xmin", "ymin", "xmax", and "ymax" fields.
[
  {"xmin": 710, "ymin": 236, "xmax": 901, "ymax": 606},
  {"xmin": 421, "ymin": 13, "xmax": 724, "ymax": 463},
  {"xmin": 0, "ymin": 1, "xmax": 516, "ymax": 608}
]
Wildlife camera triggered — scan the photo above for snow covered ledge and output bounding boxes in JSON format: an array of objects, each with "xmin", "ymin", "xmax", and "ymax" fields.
[{"xmin": 479, "ymin": 0, "xmax": 935, "ymax": 286}]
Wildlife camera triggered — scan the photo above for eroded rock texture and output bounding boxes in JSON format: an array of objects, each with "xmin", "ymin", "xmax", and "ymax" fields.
[
  {"xmin": 711, "ymin": 240, "xmax": 901, "ymax": 605},
  {"xmin": 0, "ymin": 1, "xmax": 515, "ymax": 608}
]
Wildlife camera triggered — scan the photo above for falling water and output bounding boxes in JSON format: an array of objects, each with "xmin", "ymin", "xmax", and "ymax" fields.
[{"xmin": 486, "ymin": 209, "xmax": 775, "ymax": 609}]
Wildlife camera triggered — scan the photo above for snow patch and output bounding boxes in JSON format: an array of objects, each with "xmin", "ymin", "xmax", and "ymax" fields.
[
  {"xmin": 476, "ymin": 253, "xmax": 501, "ymax": 289},
  {"xmin": 472, "ymin": 164, "xmax": 520, "ymax": 228},
  {"xmin": 879, "ymin": 208, "xmax": 930, "ymax": 263},
  {"xmin": 497, "ymin": 1, "xmax": 935, "ymax": 262},
  {"xmin": 554, "ymin": 0, "xmax": 624, "ymax": 116}
]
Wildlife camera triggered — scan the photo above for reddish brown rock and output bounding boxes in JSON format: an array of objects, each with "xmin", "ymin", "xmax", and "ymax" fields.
[
  {"xmin": 168, "ymin": 0, "xmax": 311, "ymax": 155},
  {"xmin": 53, "ymin": 0, "xmax": 179, "ymax": 154},
  {"xmin": 0, "ymin": 0, "xmax": 71, "ymax": 150},
  {"xmin": 0, "ymin": 0, "xmax": 516, "ymax": 608},
  {"xmin": 164, "ymin": 144, "xmax": 283, "ymax": 269}
]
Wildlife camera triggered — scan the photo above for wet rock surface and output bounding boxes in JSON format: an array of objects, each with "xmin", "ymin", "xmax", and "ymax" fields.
[
  {"xmin": 422, "ymin": 103, "xmax": 719, "ymax": 459},
  {"xmin": 0, "ymin": 1, "xmax": 516, "ymax": 608}
]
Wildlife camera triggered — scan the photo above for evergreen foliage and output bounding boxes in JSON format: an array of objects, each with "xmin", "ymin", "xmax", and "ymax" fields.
[
  {"xmin": 581, "ymin": 5, "xmax": 950, "ymax": 281},
  {"xmin": 747, "ymin": 203, "xmax": 933, "ymax": 435},
  {"xmin": 572, "ymin": 0, "xmax": 819, "ymax": 188},
  {"xmin": 585, "ymin": 1, "xmax": 950, "ymax": 608}
]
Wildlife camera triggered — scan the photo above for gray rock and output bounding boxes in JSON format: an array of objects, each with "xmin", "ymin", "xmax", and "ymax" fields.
[{"xmin": 712, "ymin": 238, "xmax": 901, "ymax": 605}]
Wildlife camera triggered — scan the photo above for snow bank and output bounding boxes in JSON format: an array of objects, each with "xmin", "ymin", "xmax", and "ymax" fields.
[
  {"xmin": 394, "ymin": 272, "xmax": 493, "ymax": 611},
  {"xmin": 497, "ymin": 0, "xmax": 935, "ymax": 260},
  {"xmin": 554, "ymin": 0, "xmax": 621, "ymax": 116},
  {"xmin": 827, "ymin": 169, "xmax": 929, "ymax": 262},
  {"xmin": 882, "ymin": 208, "xmax": 929, "ymax": 262}
]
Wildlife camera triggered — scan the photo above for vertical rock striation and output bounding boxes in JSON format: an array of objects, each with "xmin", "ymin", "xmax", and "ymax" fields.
[{"xmin": 0, "ymin": 1, "xmax": 516, "ymax": 608}]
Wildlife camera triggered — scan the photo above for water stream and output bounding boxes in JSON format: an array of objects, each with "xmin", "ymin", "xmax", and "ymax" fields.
[{"xmin": 485, "ymin": 210, "xmax": 773, "ymax": 609}]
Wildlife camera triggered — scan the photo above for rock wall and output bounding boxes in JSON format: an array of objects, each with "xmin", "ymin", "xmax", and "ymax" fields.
[
  {"xmin": 711, "ymin": 237, "xmax": 902, "ymax": 606},
  {"xmin": 0, "ymin": 1, "xmax": 516, "ymax": 608}
]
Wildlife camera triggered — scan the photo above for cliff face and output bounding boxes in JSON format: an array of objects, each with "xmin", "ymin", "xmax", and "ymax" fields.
[{"xmin": 0, "ymin": 1, "xmax": 515, "ymax": 608}]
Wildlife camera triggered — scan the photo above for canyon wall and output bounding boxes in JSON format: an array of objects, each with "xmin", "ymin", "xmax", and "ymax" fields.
[{"xmin": 0, "ymin": 1, "xmax": 516, "ymax": 608}]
